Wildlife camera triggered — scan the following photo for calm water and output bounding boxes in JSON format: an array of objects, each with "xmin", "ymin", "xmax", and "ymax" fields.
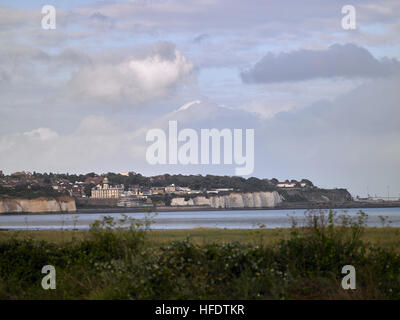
[{"xmin": 1, "ymin": 207, "xmax": 400, "ymax": 230}]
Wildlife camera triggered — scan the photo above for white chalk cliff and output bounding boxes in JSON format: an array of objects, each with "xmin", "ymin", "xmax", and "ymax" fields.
[
  {"xmin": 171, "ymin": 192, "xmax": 282, "ymax": 208},
  {"xmin": 0, "ymin": 197, "xmax": 76, "ymax": 213}
]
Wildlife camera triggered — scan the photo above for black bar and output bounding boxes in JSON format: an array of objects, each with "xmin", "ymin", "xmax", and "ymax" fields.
[{"xmin": 0, "ymin": 300, "xmax": 395, "ymax": 318}]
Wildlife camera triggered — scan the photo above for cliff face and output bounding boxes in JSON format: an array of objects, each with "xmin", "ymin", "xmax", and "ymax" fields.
[
  {"xmin": 171, "ymin": 191, "xmax": 283, "ymax": 208},
  {"xmin": 278, "ymin": 188, "xmax": 352, "ymax": 203},
  {"xmin": 0, "ymin": 197, "xmax": 76, "ymax": 214}
]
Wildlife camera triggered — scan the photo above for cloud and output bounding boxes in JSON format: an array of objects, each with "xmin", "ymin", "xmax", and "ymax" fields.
[
  {"xmin": 0, "ymin": 116, "xmax": 146, "ymax": 173},
  {"xmin": 1, "ymin": 0, "xmax": 399, "ymax": 195},
  {"xmin": 241, "ymin": 43, "xmax": 400, "ymax": 84},
  {"xmin": 1, "ymin": 74, "xmax": 400, "ymax": 196},
  {"xmin": 0, "ymin": 7, "xmax": 39, "ymax": 30},
  {"xmin": 251, "ymin": 74, "xmax": 400, "ymax": 195},
  {"xmin": 238, "ymin": 100, "xmax": 294, "ymax": 119},
  {"xmin": 68, "ymin": 43, "xmax": 194, "ymax": 105},
  {"xmin": 74, "ymin": 0, "xmax": 392, "ymax": 35},
  {"xmin": 193, "ymin": 34, "xmax": 209, "ymax": 43},
  {"xmin": 23, "ymin": 128, "xmax": 59, "ymax": 141},
  {"xmin": 139, "ymin": 75, "xmax": 400, "ymax": 195}
]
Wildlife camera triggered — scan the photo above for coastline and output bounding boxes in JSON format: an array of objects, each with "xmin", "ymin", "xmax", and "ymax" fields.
[
  {"xmin": 1, "ymin": 200, "xmax": 400, "ymax": 216},
  {"xmin": 77, "ymin": 200, "xmax": 400, "ymax": 213}
]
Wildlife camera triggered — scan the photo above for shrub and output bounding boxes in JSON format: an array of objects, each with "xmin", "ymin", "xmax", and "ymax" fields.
[{"xmin": 0, "ymin": 210, "xmax": 399, "ymax": 299}]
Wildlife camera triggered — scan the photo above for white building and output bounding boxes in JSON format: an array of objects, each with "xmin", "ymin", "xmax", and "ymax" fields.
[
  {"xmin": 91, "ymin": 177, "xmax": 124, "ymax": 199},
  {"xmin": 120, "ymin": 171, "xmax": 136, "ymax": 176},
  {"xmin": 276, "ymin": 182, "xmax": 307, "ymax": 188}
]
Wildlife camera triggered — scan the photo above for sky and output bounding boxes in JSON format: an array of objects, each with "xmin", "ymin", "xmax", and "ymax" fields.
[{"xmin": 0, "ymin": 0, "xmax": 399, "ymax": 197}]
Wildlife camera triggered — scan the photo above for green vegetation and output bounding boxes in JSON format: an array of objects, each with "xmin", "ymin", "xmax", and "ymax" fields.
[
  {"xmin": 31, "ymin": 172, "xmax": 98, "ymax": 184},
  {"xmin": 0, "ymin": 210, "xmax": 399, "ymax": 299},
  {"xmin": 107, "ymin": 173, "xmax": 279, "ymax": 191},
  {"xmin": 150, "ymin": 194, "xmax": 172, "ymax": 206},
  {"xmin": 0, "ymin": 185, "xmax": 67, "ymax": 199},
  {"xmin": 2, "ymin": 227, "xmax": 400, "ymax": 249},
  {"xmin": 31, "ymin": 172, "xmax": 282, "ymax": 192},
  {"xmin": 279, "ymin": 188, "xmax": 352, "ymax": 202}
]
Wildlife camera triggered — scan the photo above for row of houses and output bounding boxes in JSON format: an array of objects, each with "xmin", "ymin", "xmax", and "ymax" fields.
[
  {"xmin": 276, "ymin": 181, "xmax": 308, "ymax": 188},
  {"xmin": 0, "ymin": 170, "xmax": 313, "ymax": 199},
  {"xmin": 90, "ymin": 178, "xmax": 204, "ymax": 199}
]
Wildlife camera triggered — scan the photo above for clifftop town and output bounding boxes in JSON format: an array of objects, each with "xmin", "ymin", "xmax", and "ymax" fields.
[{"xmin": 0, "ymin": 171, "xmax": 353, "ymax": 210}]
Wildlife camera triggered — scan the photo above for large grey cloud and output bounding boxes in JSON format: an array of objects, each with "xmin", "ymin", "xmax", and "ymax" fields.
[{"xmin": 241, "ymin": 44, "xmax": 400, "ymax": 83}]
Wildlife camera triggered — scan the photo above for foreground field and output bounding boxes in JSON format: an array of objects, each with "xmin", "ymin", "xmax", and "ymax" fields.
[
  {"xmin": 1, "ymin": 227, "xmax": 400, "ymax": 250},
  {"xmin": 0, "ymin": 211, "xmax": 399, "ymax": 299}
]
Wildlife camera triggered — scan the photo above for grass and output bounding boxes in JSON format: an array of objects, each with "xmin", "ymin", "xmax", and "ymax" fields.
[{"xmin": 1, "ymin": 227, "xmax": 399, "ymax": 249}]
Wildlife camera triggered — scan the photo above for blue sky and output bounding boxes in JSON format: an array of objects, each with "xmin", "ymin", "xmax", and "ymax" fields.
[{"xmin": 0, "ymin": 0, "xmax": 400, "ymax": 197}]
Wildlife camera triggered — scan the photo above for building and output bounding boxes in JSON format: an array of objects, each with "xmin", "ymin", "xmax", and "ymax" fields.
[
  {"xmin": 206, "ymin": 190, "xmax": 219, "ymax": 194},
  {"xmin": 91, "ymin": 177, "xmax": 124, "ymax": 199},
  {"xmin": 11, "ymin": 171, "xmax": 32, "ymax": 177},
  {"xmin": 151, "ymin": 187, "xmax": 165, "ymax": 195},
  {"xmin": 120, "ymin": 171, "xmax": 136, "ymax": 176},
  {"xmin": 128, "ymin": 185, "xmax": 140, "ymax": 195},
  {"xmin": 215, "ymin": 188, "xmax": 233, "ymax": 192},
  {"xmin": 84, "ymin": 176, "xmax": 103, "ymax": 185},
  {"xmin": 276, "ymin": 182, "xmax": 296, "ymax": 188},
  {"xmin": 174, "ymin": 186, "xmax": 191, "ymax": 194},
  {"xmin": 367, "ymin": 196, "xmax": 400, "ymax": 201},
  {"xmin": 72, "ymin": 181, "xmax": 85, "ymax": 198},
  {"xmin": 139, "ymin": 189, "xmax": 152, "ymax": 196},
  {"xmin": 276, "ymin": 181, "xmax": 307, "ymax": 188},
  {"xmin": 165, "ymin": 184, "xmax": 176, "ymax": 193}
]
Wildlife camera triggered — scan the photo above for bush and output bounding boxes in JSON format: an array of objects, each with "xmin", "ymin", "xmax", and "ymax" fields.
[{"xmin": 0, "ymin": 210, "xmax": 399, "ymax": 299}]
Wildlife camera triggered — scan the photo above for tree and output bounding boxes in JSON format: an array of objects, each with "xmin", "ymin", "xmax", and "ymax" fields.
[
  {"xmin": 270, "ymin": 178, "xmax": 279, "ymax": 185},
  {"xmin": 84, "ymin": 183, "xmax": 94, "ymax": 197},
  {"xmin": 300, "ymin": 179, "xmax": 314, "ymax": 187}
]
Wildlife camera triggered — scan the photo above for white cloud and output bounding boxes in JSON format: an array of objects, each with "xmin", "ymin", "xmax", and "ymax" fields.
[
  {"xmin": 69, "ymin": 45, "xmax": 194, "ymax": 105},
  {"xmin": 0, "ymin": 116, "xmax": 146, "ymax": 173},
  {"xmin": 238, "ymin": 101, "xmax": 294, "ymax": 119},
  {"xmin": 23, "ymin": 128, "xmax": 59, "ymax": 141}
]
